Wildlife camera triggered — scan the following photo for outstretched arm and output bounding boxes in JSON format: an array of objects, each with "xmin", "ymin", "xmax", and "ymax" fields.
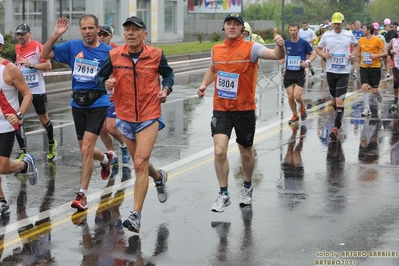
[{"xmin": 41, "ymin": 17, "xmax": 70, "ymax": 60}]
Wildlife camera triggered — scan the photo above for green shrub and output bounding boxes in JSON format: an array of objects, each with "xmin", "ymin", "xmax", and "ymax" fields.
[
  {"xmin": 1, "ymin": 34, "xmax": 17, "ymax": 62},
  {"xmin": 193, "ymin": 32, "xmax": 204, "ymax": 43},
  {"xmin": 211, "ymin": 32, "xmax": 221, "ymax": 42},
  {"xmin": 253, "ymin": 29, "xmax": 274, "ymax": 42}
]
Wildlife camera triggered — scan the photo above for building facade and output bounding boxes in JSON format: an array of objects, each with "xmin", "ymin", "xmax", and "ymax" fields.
[{"xmin": 4, "ymin": 0, "xmax": 184, "ymax": 44}]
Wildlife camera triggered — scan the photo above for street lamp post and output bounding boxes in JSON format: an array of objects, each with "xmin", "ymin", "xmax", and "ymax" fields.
[{"xmin": 282, "ymin": 0, "xmax": 285, "ymax": 38}]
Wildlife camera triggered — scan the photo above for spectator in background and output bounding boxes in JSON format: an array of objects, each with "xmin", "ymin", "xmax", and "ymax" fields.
[
  {"xmin": 386, "ymin": 26, "xmax": 399, "ymax": 111},
  {"xmin": 299, "ymin": 21, "xmax": 316, "ymax": 77},
  {"xmin": 372, "ymin": 22, "xmax": 391, "ymax": 78},
  {"xmin": 385, "ymin": 22, "xmax": 398, "ymax": 45},
  {"xmin": 323, "ymin": 16, "xmax": 330, "ymax": 27},
  {"xmin": 242, "ymin": 22, "xmax": 265, "ymax": 44},
  {"xmin": 352, "ymin": 20, "xmax": 364, "ymax": 78},
  {"xmin": 98, "ymin": 26, "xmax": 118, "ymax": 48}
]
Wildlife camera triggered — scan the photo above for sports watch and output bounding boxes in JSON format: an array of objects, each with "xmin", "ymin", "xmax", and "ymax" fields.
[{"xmin": 16, "ymin": 111, "xmax": 24, "ymax": 120}]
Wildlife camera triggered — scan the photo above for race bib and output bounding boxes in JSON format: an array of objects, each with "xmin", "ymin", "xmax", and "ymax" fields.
[
  {"xmin": 72, "ymin": 58, "xmax": 99, "ymax": 82},
  {"xmin": 216, "ymin": 71, "xmax": 239, "ymax": 100},
  {"xmin": 362, "ymin": 52, "xmax": 372, "ymax": 65},
  {"xmin": 286, "ymin": 55, "xmax": 301, "ymax": 71},
  {"xmin": 331, "ymin": 53, "xmax": 346, "ymax": 69},
  {"xmin": 394, "ymin": 54, "xmax": 399, "ymax": 69},
  {"xmin": 21, "ymin": 69, "xmax": 39, "ymax": 88}
]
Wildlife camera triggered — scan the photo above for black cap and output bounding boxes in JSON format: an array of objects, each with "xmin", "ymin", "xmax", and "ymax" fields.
[
  {"xmin": 122, "ymin": 16, "xmax": 146, "ymax": 29},
  {"xmin": 100, "ymin": 26, "xmax": 112, "ymax": 35},
  {"xmin": 15, "ymin": 23, "xmax": 31, "ymax": 34},
  {"xmin": 223, "ymin": 13, "xmax": 244, "ymax": 26}
]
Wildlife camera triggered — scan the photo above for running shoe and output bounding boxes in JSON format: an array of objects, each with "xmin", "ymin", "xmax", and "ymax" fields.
[
  {"xmin": 47, "ymin": 139, "xmax": 57, "ymax": 161},
  {"xmin": 155, "ymin": 169, "xmax": 169, "ymax": 203},
  {"xmin": 288, "ymin": 114, "xmax": 299, "ymax": 125},
  {"xmin": 111, "ymin": 152, "xmax": 118, "ymax": 166},
  {"xmin": 361, "ymin": 108, "xmax": 371, "ymax": 117},
  {"xmin": 239, "ymin": 185, "xmax": 253, "ymax": 206},
  {"xmin": 101, "ymin": 151, "xmax": 114, "ymax": 180},
  {"xmin": 121, "ymin": 146, "xmax": 131, "ymax": 164},
  {"xmin": 211, "ymin": 192, "xmax": 231, "ymax": 212},
  {"xmin": 15, "ymin": 149, "xmax": 26, "ymax": 161},
  {"xmin": 71, "ymin": 192, "xmax": 87, "ymax": 210},
  {"xmin": 329, "ymin": 127, "xmax": 339, "ymax": 141},
  {"xmin": 22, "ymin": 153, "xmax": 39, "ymax": 186},
  {"xmin": 300, "ymin": 105, "xmax": 307, "ymax": 121},
  {"xmin": 123, "ymin": 211, "xmax": 141, "ymax": 233}
]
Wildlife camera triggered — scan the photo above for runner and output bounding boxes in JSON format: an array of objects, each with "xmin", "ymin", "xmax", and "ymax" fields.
[
  {"xmin": 316, "ymin": 12, "xmax": 358, "ymax": 140},
  {"xmin": 0, "ymin": 33, "xmax": 39, "ymax": 214},
  {"xmin": 357, "ymin": 23, "xmax": 387, "ymax": 117},
  {"xmin": 197, "ymin": 13, "xmax": 285, "ymax": 212},
  {"xmin": 352, "ymin": 20, "xmax": 364, "ymax": 78},
  {"xmin": 40, "ymin": 15, "xmax": 115, "ymax": 210},
  {"xmin": 281, "ymin": 23, "xmax": 316, "ymax": 124},
  {"xmin": 387, "ymin": 26, "xmax": 399, "ymax": 111},
  {"xmin": 97, "ymin": 25, "xmax": 131, "ymax": 165},
  {"xmin": 14, "ymin": 23, "xmax": 57, "ymax": 161},
  {"xmin": 96, "ymin": 16, "xmax": 174, "ymax": 233}
]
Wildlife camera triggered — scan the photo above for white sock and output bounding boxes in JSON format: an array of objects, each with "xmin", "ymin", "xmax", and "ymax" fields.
[
  {"xmin": 79, "ymin": 189, "xmax": 87, "ymax": 195},
  {"xmin": 121, "ymin": 143, "xmax": 127, "ymax": 149},
  {"xmin": 102, "ymin": 153, "xmax": 109, "ymax": 164}
]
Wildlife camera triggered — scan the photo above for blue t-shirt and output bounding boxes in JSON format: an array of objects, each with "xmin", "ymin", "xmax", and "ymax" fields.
[
  {"xmin": 352, "ymin": 30, "xmax": 363, "ymax": 41},
  {"xmin": 284, "ymin": 38, "xmax": 313, "ymax": 71},
  {"xmin": 53, "ymin": 40, "xmax": 112, "ymax": 108}
]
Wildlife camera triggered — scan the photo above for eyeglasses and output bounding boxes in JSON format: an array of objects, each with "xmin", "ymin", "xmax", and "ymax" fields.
[{"xmin": 98, "ymin": 32, "xmax": 110, "ymax": 37}]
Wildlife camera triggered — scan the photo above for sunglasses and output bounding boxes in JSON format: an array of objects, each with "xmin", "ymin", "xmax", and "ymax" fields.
[{"xmin": 98, "ymin": 32, "xmax": 110, "ymax": 37}]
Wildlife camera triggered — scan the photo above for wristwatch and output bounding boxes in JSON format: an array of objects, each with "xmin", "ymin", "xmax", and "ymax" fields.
[
  {"xmin": 29, "ymin": 62, "xmax": 34, "ymax": 69},
  {"xmin": 16, "ymin": 111, "xmax": 24, "ymax": 120}
]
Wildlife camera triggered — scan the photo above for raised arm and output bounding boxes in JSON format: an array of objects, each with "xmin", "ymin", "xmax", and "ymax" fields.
[
  {"xmin": 41, "ymin": 17, "xmax": 70, "ymax": 60},
  {"xmin": 260, "ymin": 28, "xmax": 285, "ymax": 60}
]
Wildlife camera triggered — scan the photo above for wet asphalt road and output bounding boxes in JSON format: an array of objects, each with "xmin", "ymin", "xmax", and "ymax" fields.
[{"xmin": 0, "ymin": 57, "xmax": 399, "ymax": 265}]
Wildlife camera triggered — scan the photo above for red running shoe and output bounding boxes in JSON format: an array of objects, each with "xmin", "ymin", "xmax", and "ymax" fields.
[
  {"xmin": 71, "ymin": 192, "xmax": 87, "ymax": 210},
  {"xmin": 288, "ymin": 114, "xmax": 299, "ymax": 125},
  {"xmin": 100, "ymin": 151, "xmax": 113, "ymax": 180}
]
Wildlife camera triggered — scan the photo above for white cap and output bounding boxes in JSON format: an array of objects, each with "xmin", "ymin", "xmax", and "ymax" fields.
[{"xmin": 0, "ymin": 34, "xmax": 4, "ymax": 45}]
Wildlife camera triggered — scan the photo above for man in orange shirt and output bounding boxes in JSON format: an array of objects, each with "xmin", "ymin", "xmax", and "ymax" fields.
[
  {"xmin": 357, "ymin": 23, "xmax": 387, "ymax": 116},
  {"xmin": 96, "ymin": 16, "xmax": 174, "ymax": 233},
  {"xmin": 197, "ymin": 13, "xmax": 285, "ymax": 212}
]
